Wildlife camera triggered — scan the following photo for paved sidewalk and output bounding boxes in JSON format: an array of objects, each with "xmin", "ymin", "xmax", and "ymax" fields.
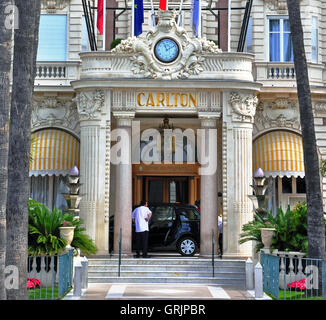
[{"xmin": 64, "ymin": 283, "xmax": 271, "ymax": 300}]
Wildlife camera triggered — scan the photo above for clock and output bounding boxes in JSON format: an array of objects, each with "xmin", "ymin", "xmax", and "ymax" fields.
[{"xmin": 154, "ymin": 38, "xmax": 179, "ymax": 63}]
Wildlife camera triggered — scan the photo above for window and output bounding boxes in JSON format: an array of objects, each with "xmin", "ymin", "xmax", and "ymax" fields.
[
  {"xmin": 282, "ymin": 176, "xmax": 293, "ymax": 194},
  {"xmin": 37, "ymin": 15, "xmax": 67, "ymax": 61},
  {"xmin": 245, "ymin": 17, "xmax": 253, "ymax": 53},
  {"xmin": 82, "ymin": 16, "xmax": 90, "ymax": 52},
  {"xmin": 296, "ymin": 177, "xmax": 306, "ymax": 194},
  {"xmin": 312, "ymin": 16, "xmax": 318, "ymax": 63},
  {"xmin": 177, "ymin": 208, "xmax": 200, "ymax": 221},
  {"xmin": 269, "ymin": 17, "xmax": 293, "ymax": 62},
  {"xmin": 152, "ymin": 206, "xmax": 175, "ymax": 222}
]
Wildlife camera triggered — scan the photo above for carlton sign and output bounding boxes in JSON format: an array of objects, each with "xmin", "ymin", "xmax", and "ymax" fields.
[{"xmin": 136, "ymin": 91, "xmax": 197, "ymax": 108}]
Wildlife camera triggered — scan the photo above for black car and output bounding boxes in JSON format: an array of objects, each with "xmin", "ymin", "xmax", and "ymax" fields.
[{"xmin": 109, "ymin": 203, "xmax": 200, "ymax": 256}]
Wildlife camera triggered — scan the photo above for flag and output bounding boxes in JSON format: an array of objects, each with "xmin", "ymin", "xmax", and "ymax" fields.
[
  {"xmin": 134, "ymin": 0, "xmax": 144, "ymax": 36},
  {"xmin": 159, "ymin": 0, "xmax": 168, "ymax": 11},
  {"xmin": 191, "ymin": 0, "xmax": 200, "ymax": 37},
  {"xmin": 97, "ymin": 0, "xmax": 104, "ymax": 35}
]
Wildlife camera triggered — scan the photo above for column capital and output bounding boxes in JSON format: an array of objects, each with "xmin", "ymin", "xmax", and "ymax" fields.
[
  {"xmin": 228, "ymin": 91, "xmax": 259, "ymax": 124},
  {"xmin": 74, "ymin": 89, "xmax": 105, "ymax": 121},
  {"xmin": 113, "ymin": 111, "xmax": 135, "ymax": 127},
  {"xmin": 198, "ymin": 113, "xmax": 219, "ymax": 128}
]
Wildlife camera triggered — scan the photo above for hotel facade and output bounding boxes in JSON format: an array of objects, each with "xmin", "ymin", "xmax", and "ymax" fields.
[{"xmin": 30, "ymin": 0, "xmax": 326, "ymax": 257}]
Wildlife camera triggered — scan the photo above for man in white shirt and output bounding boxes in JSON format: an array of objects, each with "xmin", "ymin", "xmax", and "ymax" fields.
[{"xmin": 132, "ymin": 200, "xmax": 152, "ymax": 258}]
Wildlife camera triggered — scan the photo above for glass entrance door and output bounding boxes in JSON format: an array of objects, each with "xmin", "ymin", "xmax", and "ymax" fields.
[{"xmin": 146, "ymin": 177, "xmax": 189, "ymax": 203}]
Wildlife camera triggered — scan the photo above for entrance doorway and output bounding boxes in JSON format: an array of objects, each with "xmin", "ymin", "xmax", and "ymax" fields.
[
  {"xmin": 132, "ymin": 163, "xmax": 200, "ymax": 206},
  {"xmin": 146, "ymin": 177, "xmax": 189, "ymax": 203}
]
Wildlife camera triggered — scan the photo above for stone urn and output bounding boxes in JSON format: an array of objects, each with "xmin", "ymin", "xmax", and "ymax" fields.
[
  {"xmin": 260, "ymin": 228, "xmax": 276, "ymax": 249},
  {"xmin": 59, "ymin": 226, "xmax": 76, "ymax": 249}
]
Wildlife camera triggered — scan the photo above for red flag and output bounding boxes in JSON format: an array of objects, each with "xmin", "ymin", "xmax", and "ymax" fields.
[
  {"xmin": 97, "ymin": 0, "xmax": 104, "ymax": 35},
  {"xmin": 159, "ymin": 0, "xmax": 167, "ymax": 10}
]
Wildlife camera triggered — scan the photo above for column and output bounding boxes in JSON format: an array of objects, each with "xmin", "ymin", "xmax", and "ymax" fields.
[
  {"xmin": 222, "ymin": 91, "xmax": 258, "ymax": 258},
  {"xmin": 199, "ymin": 115, "xmax": 219, "ymax": 257},
  {"xmin": 75, "ymin": 89, "xmax": 109, "ymax": 254},
  {"xmin": 112, "ymin": 112, "xmax": 135, "ymax": 255}
]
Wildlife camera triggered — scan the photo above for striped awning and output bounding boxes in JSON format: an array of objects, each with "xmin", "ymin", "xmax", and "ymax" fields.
[
  {"xmin": 253, "ymin": 130, "xmax": 305, "ymax": 178},
  {"xmin": 29, "ymin": 129, "xmax": 80, "ymax": 177}
]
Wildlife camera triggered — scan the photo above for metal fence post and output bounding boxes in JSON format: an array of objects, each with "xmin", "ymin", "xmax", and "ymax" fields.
[
  {"xmin": 255, "ymin": 262, "xmax": 263, "ymax": 298},
  {"xmin": 246, "ymin": 258, "xmax": 254, "ymax": 290}
]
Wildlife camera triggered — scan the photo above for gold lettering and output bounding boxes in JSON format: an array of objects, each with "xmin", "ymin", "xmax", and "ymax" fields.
[
  {"xmin": 174, "ymin": 93, "xmax": 180, "ymax": 107},
  {"xmin": 156, "ymin": 92, "xmax": 165, "ymax": 106},
  {"xmin": 146, "ymin": 92, "xmax": 154, "ymax": 107},
  {"xmin": 166, "ymin": 92, "xmax": 174, "ymax": 107},
  {"xmin": 189, "ymin": 93, "xmax": 197, "ymax": 107},
  {"xmin": 180, "ymin": 93, "xmax": 188, "ymax": 107},
  {"xmin": 137, "ymin": 92, "xmax": 145, "ymax": 106}
]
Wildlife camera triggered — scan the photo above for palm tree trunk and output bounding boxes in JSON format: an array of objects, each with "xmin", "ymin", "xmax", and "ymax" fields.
[
  {"xmin": 6, "ymin": 0, "xmax": 41, "ymax": 300},
  {"xmin": 286, "ymin": 0, "xmax": 326, "ymax": 259},
  {"xmin": 0, "ymin": 0, "xmax": 13, "ymax": 300}
]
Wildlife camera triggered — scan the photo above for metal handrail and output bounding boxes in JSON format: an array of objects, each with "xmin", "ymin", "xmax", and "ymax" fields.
[
  {"xmin": 118, "ymin": 228, "xmax": 122, "ymax": 277},
  {"xmin": 212, "ymin": 229, "xmax": 215, "ymax": 277}
]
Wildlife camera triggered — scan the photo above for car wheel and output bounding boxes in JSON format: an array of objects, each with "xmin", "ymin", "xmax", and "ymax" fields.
[{"xmin": 177, "ymin": 237, "xmax": 197, "ymax": 256}]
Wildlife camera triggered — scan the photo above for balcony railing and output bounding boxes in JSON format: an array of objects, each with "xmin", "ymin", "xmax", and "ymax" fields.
[
  {"xmin": 254, "ymin": 62, "xmax": 325, "ymax": 86},
  {"xmin": 34, "ymin": 61, "xmax": 80, "ymax": 86}
]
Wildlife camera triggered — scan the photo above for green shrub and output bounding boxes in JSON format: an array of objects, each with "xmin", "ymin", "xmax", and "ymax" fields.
[
  {"xmin": 110, "ymin": 38, "xmax": 123, "ymax": 50},
  {"xmin": 28, "ymin": 199, "xmax": 97, "ymax": 256},
  {"xmin": 239, "ymin": 202, "xmax": 314, "ymax": 255},
  {"xmin": 28, "ymin": 199, "xmax": 66, "ymax": 256}
]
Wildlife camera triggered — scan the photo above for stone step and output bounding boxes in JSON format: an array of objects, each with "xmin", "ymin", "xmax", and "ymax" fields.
[
  {"xmin": 88, "ymin": 270, "xmax": 246, "ymax": 278},
  {"xmin": 88, "ymin": 264, "xmax": 245, "ymax": 273},
  {"xmin": 88, "ymin": 276, "xmax": 246, "ymax": 286},
  {"xmin": 88, "ymin": 258, "xmax": 245, "ymax": 267}
]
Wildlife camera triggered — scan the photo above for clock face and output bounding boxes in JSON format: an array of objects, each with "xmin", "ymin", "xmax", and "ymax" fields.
[{"xmin": 154, "ymin": 38, "xmax": 179, "ymax": 63}]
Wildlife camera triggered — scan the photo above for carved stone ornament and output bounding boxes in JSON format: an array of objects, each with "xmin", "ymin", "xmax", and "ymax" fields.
[
  {"xmin": 111, "ymin": 10, "xmax": 221, "ymax": 80},
  {"xmin": 254, "ymin": 99, "xmax": 300, "ymax": 131},
  {"xmin": 32, "ymin": 95, "xmax": 80, "ymax": 136},
  {"xmin": 229, "ymin": 92, "xmax": 258, "ymax": 123},
  {"xmin": 41, "ymin": 0, "xmax": 68, "ymax": 13},
  {"xmin": 314, "ymin": 102, "xmax": 326, "ymax": 114},
  {"xmin": 265, "ymin": 0, "xmax": 288, "ymax": 11},
  {"xmin": 74, "ymin": 90, "xmax": 105, "ymax": 121}
]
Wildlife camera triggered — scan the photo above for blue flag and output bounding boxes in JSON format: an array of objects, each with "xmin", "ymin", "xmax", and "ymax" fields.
[
  {"xmin": 191, "ymin": 0, "xmax": 200, "ymax": 37},
  {"xmin": 134, "ymin": 0, "xmax": 144, "ymax": 37}
]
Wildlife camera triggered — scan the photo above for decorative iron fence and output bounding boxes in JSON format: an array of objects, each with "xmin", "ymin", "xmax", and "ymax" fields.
[
  {"xmin": 261, "ymin": 251, "xmax": 326, "ymax": 300},
  {"xmin": 27, "ymin": 249, "xmax": 74, "ymax": 300}
]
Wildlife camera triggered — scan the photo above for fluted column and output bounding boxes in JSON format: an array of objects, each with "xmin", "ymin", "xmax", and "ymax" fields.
[
  {"xmin": 112, "ymin": 112, "xmax": 135, "ymax": 255},
  {"xmin": 74, "ymin": 89, "xmax": 110, "ymax": 254},
  {"xmin": 198, "ymin": 115, "xmax": 219, "ymax": 257},
  {"xmin": 222, "ymin": 91, "xmax": 258, "ymax": 258}
]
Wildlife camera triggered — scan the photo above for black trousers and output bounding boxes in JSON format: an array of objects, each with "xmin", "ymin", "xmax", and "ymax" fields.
[
  {"xmin": 219, "ymin": 233, "xmax": 223, "ymax": 255},
  {"xmin": 135, "ymin": 231, "xmax": 149, "ymax": 257}
]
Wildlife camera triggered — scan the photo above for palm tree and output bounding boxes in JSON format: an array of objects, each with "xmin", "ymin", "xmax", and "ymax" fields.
[
  {"xmin": 0, "ymin": 0, "xmax": 13, "ymax": 300},
  {"xmin": 6, "ymin": 0, "xmax": 41, "ymax": 300},
  {"xmin": 286, "ymin": 0, "xmax": 326, "ymax": 259}
]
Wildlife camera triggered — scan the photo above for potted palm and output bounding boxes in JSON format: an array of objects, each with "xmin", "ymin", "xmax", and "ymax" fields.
[{"xmin": 59, "ymin": 220, "xmax": 76, "ymax": 249}]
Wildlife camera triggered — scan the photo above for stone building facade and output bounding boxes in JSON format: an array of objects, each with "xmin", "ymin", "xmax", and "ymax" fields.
[{"xmin": 30, "ymin": 0, "xmax": 326, "ymax": 257}]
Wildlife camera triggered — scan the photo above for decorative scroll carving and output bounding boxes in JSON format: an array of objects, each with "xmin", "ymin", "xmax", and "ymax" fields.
[
  {"xmin": 41, "ymin": 0, "xmax": 68, "ymax": 13},
  {"xmin": 265, "ymin": 0, "xmax": 287, "ymax": 11},
  {"xmin": 111, "ymin": 10, "xmax": 221, "ymax": 80},
  {"xmin": 74, "ymin": 90, "xmax": 105, "ymax": 121},
  {"xmin": 229, "ymin": 92, "xmax": 258, "ymax": 123},
  {"xmin": 254, "ymin": 99, "xmax": 300, "ymax": 135},
  {"xmin": 32, "ymin": 95, "xmax": 80, "ymax": 136}
]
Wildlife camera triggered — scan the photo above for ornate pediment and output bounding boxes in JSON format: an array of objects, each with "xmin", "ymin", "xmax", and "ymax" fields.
[
  {"xmin": 32, "ymin": 95, "xmax": 80, "ymax": 136},
  {"xmin": 41, "ymin": 0, "xmax": 68, "ymax": 13},
  {"xmin": 111, "ymin": 10, "xmax": 221, "ymax": 80}
]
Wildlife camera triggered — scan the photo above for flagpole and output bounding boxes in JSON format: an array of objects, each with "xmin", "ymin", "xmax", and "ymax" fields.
[
  {"xmin": 150, "ymin": 0, "xmax": 156, "ymax": 27},
  {"xmin": 102, "ymin": 0, "xmax": 106, "ymax": 50},
  {"xmin": 177, "ymin": 0, "xmax": 184, "ymax": 26},
  {"xmin": 132, "ymin": 0, "xmax": 135, "ymax": 36}
]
